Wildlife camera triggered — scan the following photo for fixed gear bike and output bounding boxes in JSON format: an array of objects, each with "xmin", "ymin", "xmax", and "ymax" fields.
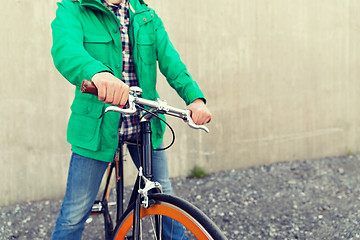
[{"xmin": 82, "ymin": 80, "xmax": 227, "ymax": 240}]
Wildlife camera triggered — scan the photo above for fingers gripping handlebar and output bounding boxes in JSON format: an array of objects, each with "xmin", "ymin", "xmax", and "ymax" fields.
[{"xmin": 81, "ymin": 80, "xmax": 209, "ymax": 133}]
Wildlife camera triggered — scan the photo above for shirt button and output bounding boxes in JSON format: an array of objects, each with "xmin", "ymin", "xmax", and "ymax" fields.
[
  {"xmin": 113, "ymin": 29, "xmax": 118, "ymax": 34},
  {"xmin": 115, "ymin": 64, "xmax": 120, "ymax": 68},
  {"xmin": 111, "ymin": 134, "xmax": 117, "ymax": 138},
  {"xmin": 143, "ymin": 17, "xmax": 146, "ymax": 21}
]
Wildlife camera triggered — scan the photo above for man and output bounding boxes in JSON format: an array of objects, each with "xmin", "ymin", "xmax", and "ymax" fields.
[{"xmin": 50, "ymin": 0, "xmax": 211, "ymax": 239}]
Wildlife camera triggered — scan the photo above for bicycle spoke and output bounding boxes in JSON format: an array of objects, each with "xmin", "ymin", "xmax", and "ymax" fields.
[
  {"xmin": 140, "ymin": 218, "xmax": 142, "ymax": 240},
  {"xmin": 180, "ymin": 232, "xmax": 185, "ymax": 240},
  {"xmin": 170, "ymin": 219, "xmax": 174, "ymax": 240},
  {"xmin": 149, "ymin": 216, "xmax": 157, "ymax": 240}
]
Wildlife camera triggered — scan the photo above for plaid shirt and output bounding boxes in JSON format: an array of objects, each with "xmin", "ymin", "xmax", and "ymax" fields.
[{"xmin": 102, "ymin": 0, "xmax": 140, "ymax": 142}]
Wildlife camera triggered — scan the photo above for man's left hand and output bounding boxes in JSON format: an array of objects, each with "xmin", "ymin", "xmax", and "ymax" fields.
[{"xmin": 186, "ymin": 99, "xmax": 212, "ymax": 125}]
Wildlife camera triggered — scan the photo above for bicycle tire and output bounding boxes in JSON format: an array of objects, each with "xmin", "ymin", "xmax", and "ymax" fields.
[{"xmin": 112, "ymin": 194, "xmax": 227, "ymax": 240}]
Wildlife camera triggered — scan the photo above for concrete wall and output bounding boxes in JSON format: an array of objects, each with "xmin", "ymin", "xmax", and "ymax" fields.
[{"xmin": 1, "ymin": 0, "xmax": 359, "ymax": 206}]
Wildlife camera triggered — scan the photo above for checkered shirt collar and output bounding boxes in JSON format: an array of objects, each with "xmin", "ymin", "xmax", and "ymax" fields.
[{"xmin": 102, "ymin": 0, "xmax": 128, "ymax": 9}]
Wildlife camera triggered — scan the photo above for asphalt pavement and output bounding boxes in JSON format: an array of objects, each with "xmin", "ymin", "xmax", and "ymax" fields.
[{"xmin": 1, "ymin": 154, "xmax": 360, "ymax": 239}]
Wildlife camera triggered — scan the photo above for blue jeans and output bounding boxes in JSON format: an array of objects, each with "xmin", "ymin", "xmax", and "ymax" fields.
[{"xmin": 51, "ymin": 144, "xmax": 187, "ymax": 240}]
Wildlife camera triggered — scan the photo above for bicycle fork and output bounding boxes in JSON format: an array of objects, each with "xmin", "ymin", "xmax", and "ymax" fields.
[
  {"xmin": 133, "ymin": 167, "xmax": 163, "ymax": 240},
  {"xmin": 132, "ymin": 119, "xmax": 163, "ymax": 240}
]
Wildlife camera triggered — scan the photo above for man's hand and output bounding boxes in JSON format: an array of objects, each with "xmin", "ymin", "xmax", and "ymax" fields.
[
  {"xmin": 186, "ymin": 99, "xmax": 212, "ymax": 125},
  {"xmin": 91, "ymin": 72, "xmax": 129, "ymax": 107}
]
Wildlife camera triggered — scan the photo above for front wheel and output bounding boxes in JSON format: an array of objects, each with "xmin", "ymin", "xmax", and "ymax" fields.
[{"xmin": 112, "ymin": 194, "xmax": 227, "ymax": 240}]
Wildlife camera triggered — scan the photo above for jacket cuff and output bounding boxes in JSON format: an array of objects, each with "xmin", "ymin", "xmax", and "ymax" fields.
[{"xmin": 186, "ymin": 92, "xmax": 206, "ymax": 106}]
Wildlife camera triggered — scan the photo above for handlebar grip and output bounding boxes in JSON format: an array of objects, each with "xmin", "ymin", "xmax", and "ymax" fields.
[{"xmin": 81, "ymin": 80, "xmax": 98, "ymax": 95}]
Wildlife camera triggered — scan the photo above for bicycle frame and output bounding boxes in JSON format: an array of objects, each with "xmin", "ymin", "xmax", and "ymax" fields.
[{"xmin": 81, "ymin": 80, "xmax": 217, "ymax": 240}]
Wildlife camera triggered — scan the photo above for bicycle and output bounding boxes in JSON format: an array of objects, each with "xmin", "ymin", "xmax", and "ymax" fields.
[{"xmin": 81, "ymin": 80, "xmax": 227, "ymax": 240}]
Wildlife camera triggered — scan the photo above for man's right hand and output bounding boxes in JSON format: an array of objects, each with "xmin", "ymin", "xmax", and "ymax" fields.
[{"xmin": 91, "ymin": 72, "xmax": 129, "ymax": 107}]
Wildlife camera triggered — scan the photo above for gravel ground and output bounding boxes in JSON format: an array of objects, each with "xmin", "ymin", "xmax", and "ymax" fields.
[{"xmin": 1, "ymin": 154, "xmax": 360, "ymax": 240}]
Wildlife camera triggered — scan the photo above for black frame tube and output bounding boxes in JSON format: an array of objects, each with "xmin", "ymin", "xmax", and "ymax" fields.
[
  {"xmin": 141, "ymin": 120, "xmax": 153, "ymax": 179},
  {"xmin": 115, "ymin": 143, "xmax": 125, "ymax": 222}
]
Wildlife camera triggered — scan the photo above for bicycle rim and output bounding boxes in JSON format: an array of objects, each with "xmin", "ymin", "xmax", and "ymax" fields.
[{"xmin": 112, "ymin": 194, "xmax": 227, "ymax": 240}]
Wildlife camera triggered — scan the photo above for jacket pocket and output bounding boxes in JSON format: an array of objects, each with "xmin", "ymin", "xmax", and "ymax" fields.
[
  {"xmin": 67, "ymin": 100, "xmax": 104, "ymax": 151},
  {"xmin": 84, "ymin": 32, "xmax": 112, "ymax": 43},
  {"xmin": 83, "ymin": 32, "xmax": 113, "ymax": 61},
  {"xmin": 137, "ymin": 34, "xmax": 156, "ymax": 65}
]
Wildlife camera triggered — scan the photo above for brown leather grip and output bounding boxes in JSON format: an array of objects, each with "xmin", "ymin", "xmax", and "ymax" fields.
[{"xmin": 81, "ymin": 80, "xmax": 98, "ymax": 95}]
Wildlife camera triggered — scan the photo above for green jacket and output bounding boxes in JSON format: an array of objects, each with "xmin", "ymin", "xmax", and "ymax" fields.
[{"xmin": 51, "ymin": 0, "xmax": 205, "ymax": 162}]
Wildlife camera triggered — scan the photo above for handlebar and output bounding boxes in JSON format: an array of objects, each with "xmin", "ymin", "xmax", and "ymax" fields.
[{"xmin": 81, "ymin": 80, "xmax": 209, "ymax": 133}]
